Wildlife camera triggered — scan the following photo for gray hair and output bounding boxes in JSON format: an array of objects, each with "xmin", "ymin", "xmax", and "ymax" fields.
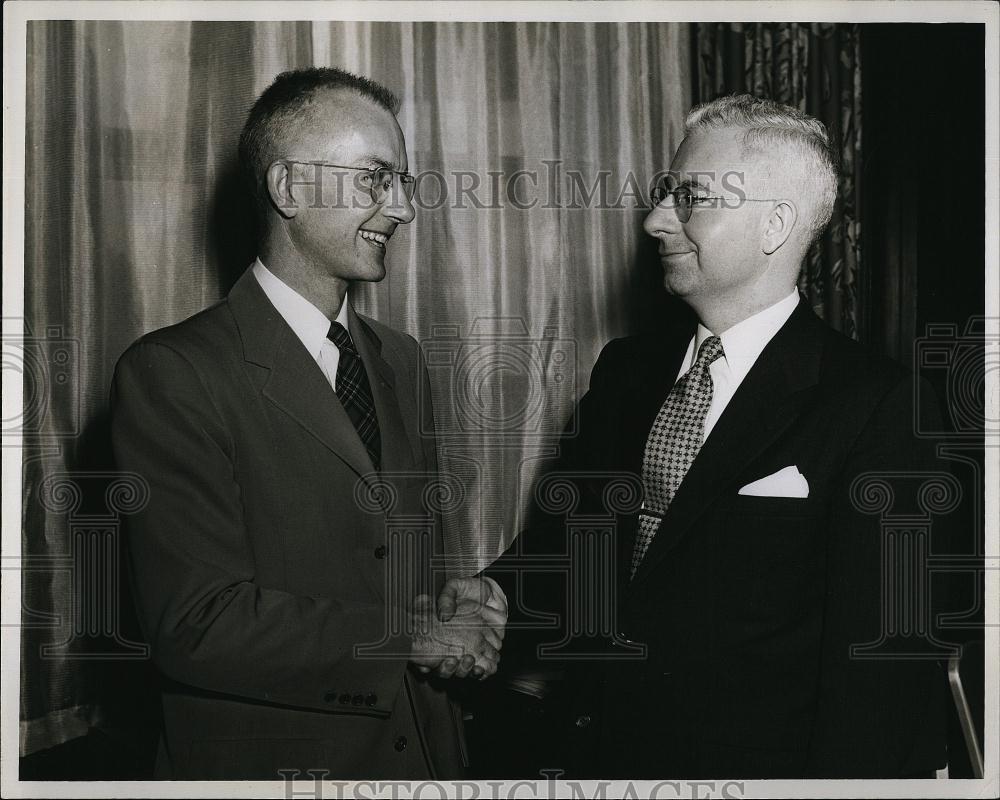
[{"xmin": 685, "ymin": 94, "xmax": 839, "ymax": 247}]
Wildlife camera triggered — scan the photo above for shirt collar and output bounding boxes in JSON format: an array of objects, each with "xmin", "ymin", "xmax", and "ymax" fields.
[
  {"xmin": 693, "ymin": 289, "xmax": 800, "ymax": 382},
  {"xmin": 252, "ymin": 258, "xmax": 350, "ymax": 359}
]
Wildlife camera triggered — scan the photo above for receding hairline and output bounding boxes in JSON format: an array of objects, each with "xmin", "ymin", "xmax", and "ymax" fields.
[
  {"xmin": 289, "ymin": 85, "xmax": 399, "ymax": 129},
  {"xmin": 270, "ymin": 86, "xmax": 403, "ymax": 157}
]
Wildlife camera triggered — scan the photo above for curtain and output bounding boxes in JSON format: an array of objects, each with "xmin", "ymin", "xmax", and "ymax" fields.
[
  {"xmin": 21, "ymin": 20, "xmax": 692, "ymax": 757},
  {"xmin": 693, "ymin": 22, "xmax": 863, "ymax": 338}
]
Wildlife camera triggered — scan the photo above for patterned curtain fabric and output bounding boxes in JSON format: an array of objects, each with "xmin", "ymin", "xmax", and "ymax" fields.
[
  {"xmin": 693, "ymin": 22, "xmax": 863, "ymax": 338},
  {"xmin": 20, "ymin": 20, "xmax": 692, "ymax": 757}
]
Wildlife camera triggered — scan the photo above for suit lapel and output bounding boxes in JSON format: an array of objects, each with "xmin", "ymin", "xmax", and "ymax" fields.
[
  {"xmin": 629, "ymin": 300, "xmax": 826, "ymax": 588},
  {"xmin": 228, "ymin": 269, "xmax": 376, "ymax": 478}
]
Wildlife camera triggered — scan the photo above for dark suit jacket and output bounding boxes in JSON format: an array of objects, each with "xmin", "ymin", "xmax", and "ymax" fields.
[
  {"xmin": 504, "ymin": 298, "xmax": 952, "ymax": 778},
  {"xmin": 111, "ymin": 268, "xmax": 466, "ymax": 780}
]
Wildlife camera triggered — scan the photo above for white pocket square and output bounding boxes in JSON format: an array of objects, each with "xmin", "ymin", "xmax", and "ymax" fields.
[{"xmin": 738, "ymin": 465, "xmax": 810, "ymax": 498}]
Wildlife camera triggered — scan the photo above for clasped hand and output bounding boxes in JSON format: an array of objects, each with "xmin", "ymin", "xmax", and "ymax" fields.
[{"xmin": 410, "ymin": 576, "xmax": 507, "ymax": 680}]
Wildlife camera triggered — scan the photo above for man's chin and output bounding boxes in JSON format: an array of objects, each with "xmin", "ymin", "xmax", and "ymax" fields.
[
  {"xmin": 347, "ymin": 255, "xmax": 388, "ymax": 283},
  {"xmin": 660, "ymin": 262, "xmax": 694, "ymax": 297},
  {"xmin": 348, "ymin": 269, "xmax": 387, "ymax": 284}
]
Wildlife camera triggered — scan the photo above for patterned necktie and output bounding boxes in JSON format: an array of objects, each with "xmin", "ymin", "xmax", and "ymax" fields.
[
  {"xmin": 327, "ymin": 321, "xmax": 382, "ymax": 471},
  {"xmin": 631, "ymin": 335, "xmax": 724, "ymax": 578}
]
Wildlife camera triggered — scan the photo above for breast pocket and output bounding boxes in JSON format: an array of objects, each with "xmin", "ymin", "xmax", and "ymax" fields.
[
  {"xmin": 723, "ymin": 492, "xmax": 827, "ymax": 554},
  {"xmin": 727, "ymin": 493, "xmax": 824, "ymax": 518}
]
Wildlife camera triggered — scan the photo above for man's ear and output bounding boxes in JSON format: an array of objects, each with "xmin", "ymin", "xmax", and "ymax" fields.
[
  {"xmin": 761, "ymin": 199, "xmax": 797, "ymax": 255},
  {"xmin": 266, "ymin": 160, "xmax": 299, "ymax": 219}
]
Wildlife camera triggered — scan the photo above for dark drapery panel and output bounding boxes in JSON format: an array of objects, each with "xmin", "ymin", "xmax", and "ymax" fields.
[
  {"xmin": 20, "ymin": 20, "xmax": 692, "ymax": 759},
  {"xmin": 693, "ymin": 22, "xmax": 863, "ymax": 339},
  {"xmin": 857, "ymin": 31, "xmax": 986, "ymax": 779}
]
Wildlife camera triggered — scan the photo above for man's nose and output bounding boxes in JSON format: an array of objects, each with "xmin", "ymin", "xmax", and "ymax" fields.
[
  {"xmin": 383, "ymin": 182, "xmax": 416, "ymax": 225},
  {"xmin": 643, "ymin": 199, "xmax": 682, "ymax": 238}
]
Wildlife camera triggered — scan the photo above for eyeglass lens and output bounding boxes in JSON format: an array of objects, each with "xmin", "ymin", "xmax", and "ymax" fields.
[
  {"xmin": 365, "ymin": 168, "xmax": 416, "ymax": 202},
  {"xmin": 650, "ymin": 177, "xmax": 692, "ymax": 222}
]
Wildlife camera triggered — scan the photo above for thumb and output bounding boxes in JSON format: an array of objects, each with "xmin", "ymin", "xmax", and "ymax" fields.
[{"xmin": 436, "ymin": 580, "xmax": 458, "ymax": 622}]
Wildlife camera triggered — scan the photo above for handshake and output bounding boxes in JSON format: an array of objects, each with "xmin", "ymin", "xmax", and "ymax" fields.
[{"xmin": 409, "ymin": 576, "xmax": 508, "ymax": 680}]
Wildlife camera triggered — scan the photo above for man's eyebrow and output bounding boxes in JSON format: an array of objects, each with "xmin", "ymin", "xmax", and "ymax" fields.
[
  {"xmin": 678, "ymin": 177, "xmax": 710, "ymax": 191},
  {"xmin": 356, "ymin": 154, "xmax": 395, "ymax": 170}
]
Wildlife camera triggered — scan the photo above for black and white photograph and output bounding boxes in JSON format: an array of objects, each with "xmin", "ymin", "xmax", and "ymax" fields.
[{"xmin": 2, "ymin": 1, "xmax": 997, "ymax": 797}]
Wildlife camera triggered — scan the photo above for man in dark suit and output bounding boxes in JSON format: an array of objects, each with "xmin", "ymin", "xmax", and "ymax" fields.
[
  {"xmin": 505, "ymin": 94, "xmax": 952, "ymax": 778},
  {"xmin": 111, "ymin": 68, "xmax": 506, "ymax": 780}
]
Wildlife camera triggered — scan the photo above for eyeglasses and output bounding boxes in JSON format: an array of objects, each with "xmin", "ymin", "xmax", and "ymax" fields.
[
  {"xmin": 649, "ymin": 177, "xmax": 780, "ymax": 223},
  {"xmin": 281, "ymin": 159, "xmax": 416, "ymax": 204}
]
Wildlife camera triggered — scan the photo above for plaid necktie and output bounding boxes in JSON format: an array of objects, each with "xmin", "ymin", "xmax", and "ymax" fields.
[
  {"xmin": 327, "ymin": 321, "xmax": 381, "ymax": 471},
  {"xmin": 631, "ymin": 335, "xmax": 724, "ymax": 578}
]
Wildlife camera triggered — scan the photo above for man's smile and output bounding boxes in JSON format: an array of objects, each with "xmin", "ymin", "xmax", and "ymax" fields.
[{"xmin": 360, "ymin": 228, "xmax": 391, "ymax": 248}]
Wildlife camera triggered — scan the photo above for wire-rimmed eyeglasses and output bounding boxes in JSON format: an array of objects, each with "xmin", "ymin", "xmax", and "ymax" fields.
[
  {"xmin": 649, "ymin": 177, "xmax": 781, "ymax": 223},
  {"xmin": 280, "ymin": 159, "xmax": 416, "ymax": 204}
]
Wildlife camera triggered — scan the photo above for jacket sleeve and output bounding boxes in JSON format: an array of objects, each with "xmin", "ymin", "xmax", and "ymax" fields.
[
  {"xmin": 111, "ymin": 339, "xmax": 412, "ymax": 715},
  {"xmin": 805, "ymin": 373, "xmax": 952, "ymax": 776},
  {"xmin": 487, "ymin": 338, "xmax": 625, "ymax": 659}
]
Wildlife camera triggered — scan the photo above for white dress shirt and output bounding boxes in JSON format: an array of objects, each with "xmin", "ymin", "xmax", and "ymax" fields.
[
  {"xmin": 252, "ymin": 258, "xmax": 350, "ymax": 391},
  {"xmin": 675, "ymin": 289, "xmax": 800, "ymax": 443}
]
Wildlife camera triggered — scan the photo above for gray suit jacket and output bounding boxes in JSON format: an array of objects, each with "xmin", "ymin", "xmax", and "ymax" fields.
[{"xmin": 111, "ymin": 267, "xmax": 467, "ymax": 779}]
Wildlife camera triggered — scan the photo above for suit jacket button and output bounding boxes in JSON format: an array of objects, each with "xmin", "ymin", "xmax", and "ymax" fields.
[
  {"xmin": 324, "ymin": 690, "xmax": 338, "ymax": 703},
  {"xmin": 374, "ymin": 545, "xmax": 387, "ymax": 559},
  {"xmin": 352, "ymin": 694, "xmax": 364, "ymax": 706},
  {"xmin": 365, "ymin": 692, "xmax": 378, "ymax": 707},
  {"xmin": 394, "ymin": 736, "xmax": 407, "ymax": 751},
  {"xmin": 339, "ymin": 693, "xmax": 351, "ymax": 705},
  {"xmin": 575, "ymin": 715, "xmax": 591, "ymax": 728}
]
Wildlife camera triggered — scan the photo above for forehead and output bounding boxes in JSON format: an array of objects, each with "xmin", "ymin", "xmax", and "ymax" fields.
[
  {"xmin": 670, "ymin": 128, "xmax": 769, "ymax": 186},
  {"xmin": 290, "ymin": 89, "xmax": 406, "ymax": 165}
]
